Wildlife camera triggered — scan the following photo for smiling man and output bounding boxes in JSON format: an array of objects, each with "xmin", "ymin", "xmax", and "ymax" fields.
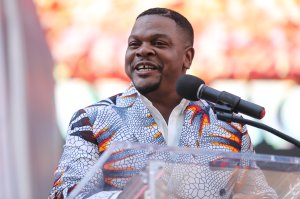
[
  {"xmin": 125, "ymin": 11, "xmax": 194, "ymax": 123},
  {"xmin": 49, "ymin": 8, "xmax": 277, "ymax": 199}
]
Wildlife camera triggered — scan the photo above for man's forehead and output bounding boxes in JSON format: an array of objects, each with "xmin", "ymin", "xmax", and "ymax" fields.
[
  {"xmin": 128, "ymin": 33, "xmax": 170, "ymax": 41},
  {"xmin": 133, "ymin": 15, "xmax": 176, "ymax": 28},
  {"xmin": 130, "ymin": 15, "xmax": 178, "ymax": 35}
]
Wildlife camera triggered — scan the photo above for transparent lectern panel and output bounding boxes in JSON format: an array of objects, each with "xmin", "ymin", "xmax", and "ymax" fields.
[
  {"xmin": 67, "ymin": 142, "xmax": 300, "ymax": 199},
  {"xmin": 148, "ymin": 159, "xmax": 300, "ymax": 199}
]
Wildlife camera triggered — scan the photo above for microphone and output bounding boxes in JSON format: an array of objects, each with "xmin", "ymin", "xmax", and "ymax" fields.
[{"xmin": 176, "ymin": 74, "xmax": 266, "ymax": 119}]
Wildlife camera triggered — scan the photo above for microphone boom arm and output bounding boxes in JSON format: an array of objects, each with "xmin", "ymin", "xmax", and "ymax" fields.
[{"xmin": 216, "ymin": 111, "xmax": 300, "ymax": 149}]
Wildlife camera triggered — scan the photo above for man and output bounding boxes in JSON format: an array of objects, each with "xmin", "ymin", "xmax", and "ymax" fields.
[{"xmin": 49, "ymin": 8, "xmax": 277, "ymax": 199}]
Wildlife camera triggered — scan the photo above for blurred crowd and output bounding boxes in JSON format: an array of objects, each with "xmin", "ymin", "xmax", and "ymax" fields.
[{"xmin": 33, "ymin": 0, "xmax": 300, "ymax": 84}]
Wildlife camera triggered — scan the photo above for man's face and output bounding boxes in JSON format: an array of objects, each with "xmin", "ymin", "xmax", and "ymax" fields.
[{"xmin": 125, "ymin": 15, "xmax": 193, "ymax": 95}]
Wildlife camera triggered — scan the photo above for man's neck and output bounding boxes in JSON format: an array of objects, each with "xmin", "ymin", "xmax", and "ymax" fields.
[{"xmin": 144, "ymin": 90, "xmax": 182, "ymax": 123}]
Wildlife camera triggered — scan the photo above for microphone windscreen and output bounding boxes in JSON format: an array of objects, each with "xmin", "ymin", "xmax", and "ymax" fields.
[{"xmin": 176, "ymin": 74, "xmax": 205, "ymax": 101}]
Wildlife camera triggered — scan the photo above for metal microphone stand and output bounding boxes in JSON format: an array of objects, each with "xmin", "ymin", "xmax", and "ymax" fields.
[{"xmin": 212, "ymin": 104, "xmax": 300, "ymax": 149}]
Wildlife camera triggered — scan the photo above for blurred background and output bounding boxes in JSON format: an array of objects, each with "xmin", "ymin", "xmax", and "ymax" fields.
[{"xmin": 1, "ymin": 0, "xmax": 300, "ymax": 198}]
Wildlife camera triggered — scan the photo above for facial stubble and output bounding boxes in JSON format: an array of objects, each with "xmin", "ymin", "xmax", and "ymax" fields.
[{"xmin": 133, "ymin": 76, "xmax": 162, "ymax": 95}]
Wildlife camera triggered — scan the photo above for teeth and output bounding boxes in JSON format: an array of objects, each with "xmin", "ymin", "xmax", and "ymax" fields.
[{"xmin": 137, "ymin": 65, "xmax": 155, "ymax": 70}]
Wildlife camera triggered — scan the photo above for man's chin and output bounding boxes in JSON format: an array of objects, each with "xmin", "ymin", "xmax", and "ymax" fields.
[{"xmin": 134, "ymin": 83, "xmax": 160, "ymax": 95}]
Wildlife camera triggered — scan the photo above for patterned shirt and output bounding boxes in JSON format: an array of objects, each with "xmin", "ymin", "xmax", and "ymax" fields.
[{"xmin": 49, "ymin": 85, "xmax": 277, "ymax": 199}]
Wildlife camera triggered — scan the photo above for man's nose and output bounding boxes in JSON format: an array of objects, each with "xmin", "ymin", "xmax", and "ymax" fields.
[{"xmin": 136, "ymin": 43, "xmax": 155, "ymax": 57}]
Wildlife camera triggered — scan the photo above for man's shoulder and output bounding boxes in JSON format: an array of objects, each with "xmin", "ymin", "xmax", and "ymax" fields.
[
  {"xmin": 88, "ymin": 93, "xmax": 120, "ymax": 108},
  {"xmin": 189, "ymin": 99, "xmax": 214, "ymax": 112},
  {"xmin": 79, "ymin": 93, "xmax": 123, "ymax": 117},
  {"xmin": 84, "ymin": 85, "xmax": 137, "ymax": 110},
  {"xmin": 77, "ymin": 85, "xmax": 137, "ymax": 118},
  {"xmin": 67, "ymin": 93, "xmax": 123, "ymax": 127}
]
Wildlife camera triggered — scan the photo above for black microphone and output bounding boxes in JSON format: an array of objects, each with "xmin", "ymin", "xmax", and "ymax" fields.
[{"xmin": 176, "ymin": 74, "xmax": 266, "ymax": 119}]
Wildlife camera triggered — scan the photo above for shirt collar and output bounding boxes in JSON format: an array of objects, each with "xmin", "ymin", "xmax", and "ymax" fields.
[{"xmin": 139, "ymin": 92, "xmax": 190, "ymax": 114}]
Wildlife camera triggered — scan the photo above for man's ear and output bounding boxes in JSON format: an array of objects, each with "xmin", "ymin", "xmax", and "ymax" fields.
[{"xmin": 183, "ymin": 46, "xmax": 195, "ymax": 70}]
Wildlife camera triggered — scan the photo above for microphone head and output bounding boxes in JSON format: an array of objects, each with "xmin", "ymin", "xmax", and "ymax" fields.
[{"xmin": 176, "ymin": 74, "xmax": 205, "ymax": 101}]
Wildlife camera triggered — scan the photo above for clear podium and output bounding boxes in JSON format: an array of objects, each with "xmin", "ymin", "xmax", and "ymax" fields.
[{"xmin": 68, "ymin": 142, "xmax": 300, "ymax": 199}]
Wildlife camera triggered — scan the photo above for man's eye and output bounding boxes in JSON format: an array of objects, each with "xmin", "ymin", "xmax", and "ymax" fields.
[
  {"xmin": 153, "ymin": 41, "xmax": 167, "ymax": 47},
  {"xmin": 128, "ymin": 42, "xmax": 140, "ymax": 48}
]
